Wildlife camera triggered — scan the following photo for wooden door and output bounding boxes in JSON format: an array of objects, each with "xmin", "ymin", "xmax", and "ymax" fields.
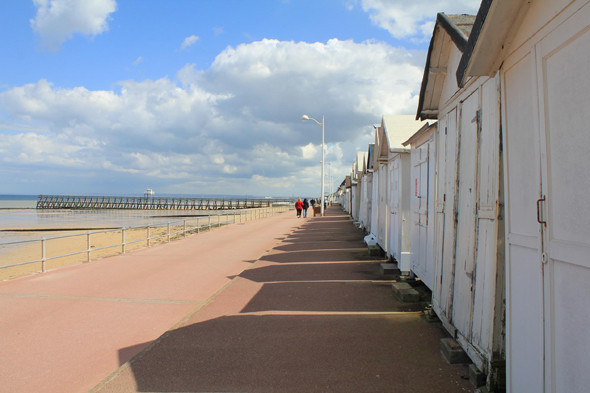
[
  {"xmin": 411, "ymin": 137, "xmax": 435, "ymax": 289},
  {"xmin": 433, "ymin": 108, "xmax": 459, "ymax": 320},
  {"xmin": 471, "ymin": 76, "xmax": 504, "ymax": 358},
  {"xmin": 389, "ymin": 157, "xmax": 401, "ymax": 261},
  {"xmin": 536, "ymin": 8, "xmax": 590, "ymax": 392},
  {"xmin": 452, "ymin": 90, "xmax": 480, "ymax": 338},
  {"xmin": 377, "ymin": 164, "xmax": 388, "ymax": 249},
  {"xmin": 503, "ymin": 43, "xmax": 545, "ymax": 393}
]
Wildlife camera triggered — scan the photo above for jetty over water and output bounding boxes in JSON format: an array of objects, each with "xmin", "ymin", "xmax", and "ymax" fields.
[{"xmin": 36, "ymin": 194, "xmax": 292, "ymax": 210}]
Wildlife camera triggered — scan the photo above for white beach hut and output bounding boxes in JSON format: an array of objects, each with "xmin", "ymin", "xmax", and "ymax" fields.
[
  {"xmin": 372, "ymin": 127, "xmax": 388, "ymax": 253},
  {"xmin": 358, "ymin": 146, "xmax": 374, "ymax": 232},
  {"xmin": 366, "ymin": 144, "xmax": 376, "ymax": 234},
  {"xmin": 375, "ymin": 115, "xmax": 428, "ymax": 272},
  {"xmin": 416, "ymin": 12, "xmax": 505, "ymax": 390},
  {"xmin": 402, "ymin": 122, "xmax": 437, "ymax": 290},
  {"xmin": 341, "ymin": 176, "xmax": 352, "ymax": 214},
  {"xmin": 353, "ymin": 151, "xmax": 367, "ymax": 226},
  {"xmin": 457, "ymin": 1, "xmax": 590, "ymax": 392},
  {"xmin": 350, "ymin": 153, "xmax": 364, "ymax": 222}
]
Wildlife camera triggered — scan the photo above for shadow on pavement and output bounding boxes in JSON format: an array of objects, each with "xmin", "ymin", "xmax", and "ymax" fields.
[
  {"xmin": 98, "ymin": 206, "xmax": 473, "ymax": 393},
  {"xmin": 119, "ymin": 314, "xmax": 471, "ymax": 393}
]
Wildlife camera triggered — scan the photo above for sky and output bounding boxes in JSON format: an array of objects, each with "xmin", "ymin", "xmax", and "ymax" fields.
[{"xmin": 0, "ymin": 0, "xmax": 481, "ymax": 198}]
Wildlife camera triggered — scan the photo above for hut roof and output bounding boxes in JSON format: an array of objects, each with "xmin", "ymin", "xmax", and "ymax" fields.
[{"xmin": 416, "ymin": 13, "xmax": 476, "ymax": 121}]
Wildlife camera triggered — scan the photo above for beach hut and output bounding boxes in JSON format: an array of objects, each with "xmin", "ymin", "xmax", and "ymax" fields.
[
  {"xmin": 350, "ymin": 153, "xmax": 364, "ymax": 223},
  {"xmin": 357, "ymin": 146, "xmax": 374, "ymax": 232},
  {"xmin": 340, "ymin": 176, "xmax": 352, "ymax": 214},
  {"xmin": 416, "ymin": 11, "xmax": 506, "ymax": 389},
  {"xmin": 457, "ymin": 1, "xmax": 590, "ymax": 392},
  {"xmin": 372, "ymin": 126, "xmax": 388, "ymax": 252},
  {"xmin": 402, "ymin": 122, "xmax": 437, "ymax": 290},
  {"xmin": 376, "ymin": 115, "xmax": 428, "ymax": 272},
  {"xmin": 366, "ymin": 144, "xmax": 376, "ymax": 234}
]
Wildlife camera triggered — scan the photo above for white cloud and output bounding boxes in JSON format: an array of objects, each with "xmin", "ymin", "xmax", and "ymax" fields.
[
  {"xmin": 360, "ymin": 0, "xmax": 481, "ymax": 40},
  {"xmin": 301, "ymin": 143, "xmax": 318, "ymax": 160},
  {"xmin": 30, "ymin": 0, "xmax": 117, "ymax": 51},
  {"xmin": 0, "ymin": 38, "xmax": 424, "ymax": 196},
  {"xmin": 180, "ymin": 35, "xmax": 199, "ymax": 50}
]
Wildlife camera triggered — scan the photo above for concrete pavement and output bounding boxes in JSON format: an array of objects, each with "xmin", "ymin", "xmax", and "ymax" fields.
[{"xmin": 91, "ymin": 206, "xmax": 474, "ymax": 393}]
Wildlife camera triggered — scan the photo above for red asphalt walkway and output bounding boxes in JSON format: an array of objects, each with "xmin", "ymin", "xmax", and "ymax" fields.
[{"xmin": 1, "ymin": 206, "xmax": 474, "ymax": 393}]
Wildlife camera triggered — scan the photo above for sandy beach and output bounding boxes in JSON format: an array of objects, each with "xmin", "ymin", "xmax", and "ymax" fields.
[{"xmin": 0, "ymin": 213, "xmax": 247, "ymax": 281}]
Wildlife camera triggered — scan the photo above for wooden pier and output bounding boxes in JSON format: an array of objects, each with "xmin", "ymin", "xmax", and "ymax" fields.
[{"xmin": 36, "ymin": 195, "xmax": 291, "ymax": 210}]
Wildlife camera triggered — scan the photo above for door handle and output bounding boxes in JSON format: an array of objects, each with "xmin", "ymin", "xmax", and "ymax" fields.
[{"xmin": 537, "ymin": 195, "xmax": 546, "ymax": 227}]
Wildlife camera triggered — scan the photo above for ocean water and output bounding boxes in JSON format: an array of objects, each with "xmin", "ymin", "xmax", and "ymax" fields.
[{"xmin": 0, "ymin": 195, "xmax": 213, "ymax": 244}]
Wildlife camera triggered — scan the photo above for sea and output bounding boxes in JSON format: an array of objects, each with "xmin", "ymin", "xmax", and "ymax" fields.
[{"xmin": 0, "ymin": 194, "xmax": 234, "ymax": 245}]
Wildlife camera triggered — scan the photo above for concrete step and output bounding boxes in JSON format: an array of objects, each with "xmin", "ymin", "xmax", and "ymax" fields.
[
  {"xmin": 391, "ymin": 282, "xmax": 420, "ymax": 303},
  {"xmin": 380, "ymin": 263, "xmax": 398, "ymax": 275},
  {"xmin": 440, "ymin": 338, "xmax": 471, "ymax": 364}
]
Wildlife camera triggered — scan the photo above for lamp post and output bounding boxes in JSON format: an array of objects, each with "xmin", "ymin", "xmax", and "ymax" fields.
[
  {"xmin": 327, "ymin": 162, "xmax": 332, "ymax": 204},
  {"xmin": 301, "ymin": 114, "xmax": 325, "ymax": 216}
]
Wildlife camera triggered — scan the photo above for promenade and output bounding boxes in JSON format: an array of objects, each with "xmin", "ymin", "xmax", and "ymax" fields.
[{"xmin": 0, "ymin": 206, "xmax": 473, "ymax": 393}]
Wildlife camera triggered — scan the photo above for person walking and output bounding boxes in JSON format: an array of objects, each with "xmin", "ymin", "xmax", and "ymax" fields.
[
  {"xmin": 302, "ymin": 198, "xmax": 309, "ymax": 218},
  {"xmin": 295, "ymin": 198, "xmax": 304, "ymax": 218}
]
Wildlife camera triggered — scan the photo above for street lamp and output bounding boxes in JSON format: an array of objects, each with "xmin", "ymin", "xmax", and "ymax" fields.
[
  {"xmin": 326, "ymin": 162, "xmax": 332, "ymax": 204},
  {"xmin": 301, "ymin": 114, "xmax": 325, "ymax": 216}
]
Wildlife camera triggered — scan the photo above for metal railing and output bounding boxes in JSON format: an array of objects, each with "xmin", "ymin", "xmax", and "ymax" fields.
[{"xmin": 0, "ymin": 206, "xmax": 289, "ymax": 279}]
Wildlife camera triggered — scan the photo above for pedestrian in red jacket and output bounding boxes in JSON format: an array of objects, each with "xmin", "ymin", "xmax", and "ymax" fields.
[{"xmin": 295, "ymin": 198, "xmax": 304, "ymax": 218}]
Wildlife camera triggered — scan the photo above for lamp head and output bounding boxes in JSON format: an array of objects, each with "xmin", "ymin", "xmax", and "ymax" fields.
[{"xmin": 301, "ymin": 114, "xmax": 310, "ymax": 121}]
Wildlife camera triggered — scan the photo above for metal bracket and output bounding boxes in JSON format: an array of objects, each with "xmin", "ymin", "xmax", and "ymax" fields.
[{"xmin": 537, "ymin": 195, "xmax": 547, "ymax": 227}]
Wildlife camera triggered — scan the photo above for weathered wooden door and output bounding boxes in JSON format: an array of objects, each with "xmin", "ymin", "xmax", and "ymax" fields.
[
  {"xmin": 471, "ymin": 77, "xmax": 503, "ymax": 359},
  {"xmin": 452, "ymin": 91, "xmax": 480, "ymax": 339},
  {"xmin": 389, "ymin": 157, "xmax": 401, "ymax": 261},
  {"xmin": 433, "ymin": 108, "xmax": 459, "ymax": 320},
  {"xmin": 377, "ymin": 163, "xmax": 388, "ymax": 250},
  {"xmin": 411, "ymin": 136, "xmax": 435, "ymax": 289}
]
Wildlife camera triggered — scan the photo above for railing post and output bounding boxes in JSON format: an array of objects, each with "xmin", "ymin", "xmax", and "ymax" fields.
[
  {"xmin": 147, "ymin": 225, "xmax": 151, "ymax": 247},
  {"xmin": 122, "ymin": 228, "xmax": 126, "ymax": 254},
  {"xmin": 208, "ymin": 215, "xmax": 211, "ymax": 229},
  {"xmin": 87, "ymin": 232, "xmax": 91, "ymax": 263},
  {"xmin": 41, "ymin": 237, "xmax": 46, "ymax": 273},
  {"xmin": 167, "ymin": 222, "xmax": 171, "ymax": 243},
  {"xmin": 197, "ymin": 217, "xmax": 200, "ymax": 233},
  {"xmin": 183, "ymin": 220, "xmax": 187, "ymax": 238}
]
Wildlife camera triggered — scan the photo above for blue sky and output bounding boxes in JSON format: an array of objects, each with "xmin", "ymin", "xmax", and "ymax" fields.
[{"xmin": 0, "ymin": 0, "xmax": 480, "ymax": 197}]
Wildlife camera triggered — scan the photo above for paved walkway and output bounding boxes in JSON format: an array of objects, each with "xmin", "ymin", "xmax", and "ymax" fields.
[
  {"xmin": 1, "ymin": 206, "xmax": 474, "ymax": 393},
  {"xmin": 91, "ymin": 206, "xmax": 474, "ymax": 393},
  {"xmin": 0, "ymin": 210, "xmax": 301, "ymax": 393}
]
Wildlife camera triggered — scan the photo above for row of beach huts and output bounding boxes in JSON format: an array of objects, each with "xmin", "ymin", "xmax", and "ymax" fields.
[{"xmin": 336, "ymin": 1, "xmax": 589, "ymax": 392}]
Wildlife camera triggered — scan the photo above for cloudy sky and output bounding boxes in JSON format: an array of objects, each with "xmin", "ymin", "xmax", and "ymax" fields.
[{"xmin": 0, "ymin": 0, "xmax": 481, "ymax": 198}]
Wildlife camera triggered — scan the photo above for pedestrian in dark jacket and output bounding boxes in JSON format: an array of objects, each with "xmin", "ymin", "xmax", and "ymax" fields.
[{"xmin": 302, "ymin": 198, "xmax": 309, "ymax": 218}]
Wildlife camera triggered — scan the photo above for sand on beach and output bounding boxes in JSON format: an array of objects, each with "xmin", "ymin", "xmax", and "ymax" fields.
[
  {"xmin": 0, "ymin": 218, "xmax": 234, "ymax": 281},
  {"xmin": 0, "ymin": 206, "xmax": 289, "ymax": 281}
]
